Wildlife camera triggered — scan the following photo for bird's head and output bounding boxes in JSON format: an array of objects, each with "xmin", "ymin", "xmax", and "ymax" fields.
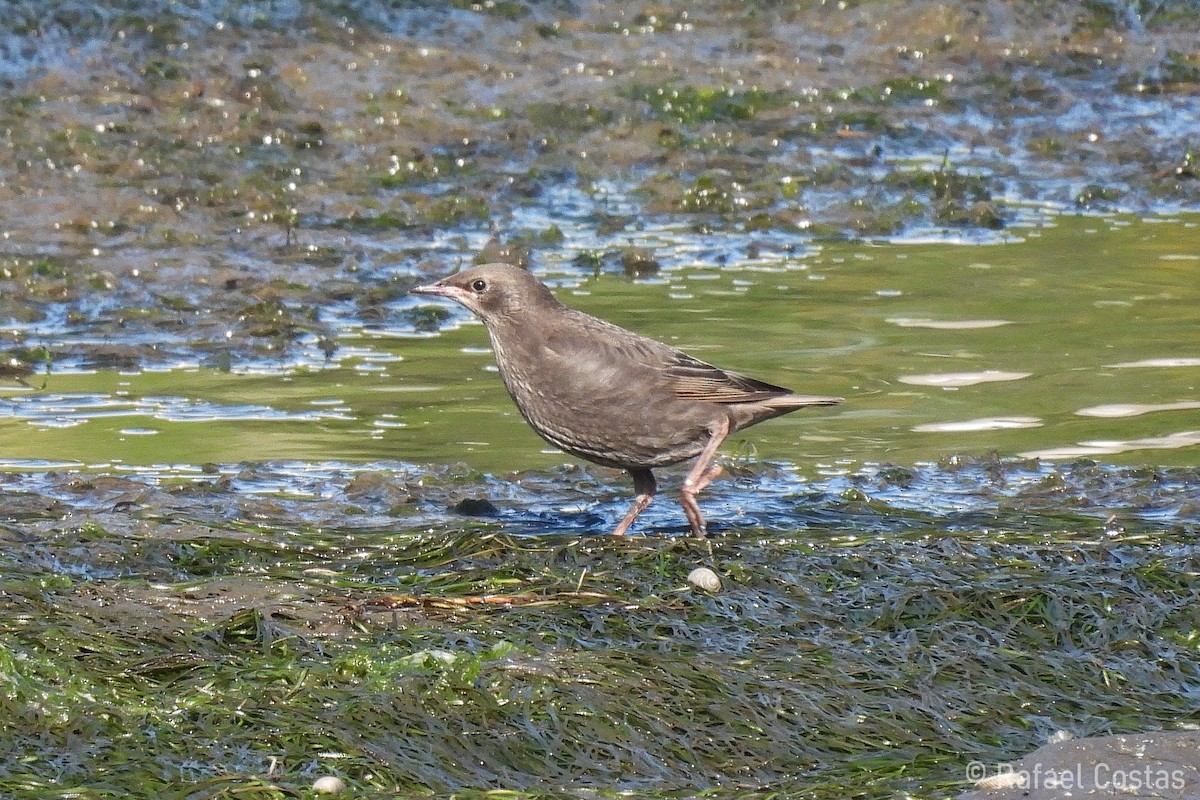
[{"xmin": 411, "ymin": 263, "xmax": 558, "ymax": 322}]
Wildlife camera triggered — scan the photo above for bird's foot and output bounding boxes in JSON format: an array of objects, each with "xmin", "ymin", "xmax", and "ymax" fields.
[{"xmin": 612, "ymin": 468, "xmax": 656, "ymax": 535}]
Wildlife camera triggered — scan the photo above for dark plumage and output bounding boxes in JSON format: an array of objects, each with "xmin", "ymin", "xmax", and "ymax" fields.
[{"xmin": 411, "ymin": 263, "xmax": 841, "ymax": 536}]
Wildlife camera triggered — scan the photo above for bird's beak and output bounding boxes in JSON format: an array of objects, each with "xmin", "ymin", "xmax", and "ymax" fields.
[
  {"xmin": 412, "ymin": 277, "xmax": 477, "ymax": 309},
  {"xmin": 411, "ymin": 281, "xmax": 454, "ymax": 298}
]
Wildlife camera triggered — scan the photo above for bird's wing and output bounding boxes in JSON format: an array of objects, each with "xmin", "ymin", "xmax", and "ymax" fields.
[
  {"xmin": 543, "ymin": 312, "xmax": 838, "ymax": 408},
  {"xmin": 664, "ymin": 351, "xmax": 798, "ymax": 404}
]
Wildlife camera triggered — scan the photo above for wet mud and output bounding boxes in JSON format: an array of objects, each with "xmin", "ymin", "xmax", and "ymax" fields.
[{"xmin": 1, "ymin": 0, "xmax": 1198, "ymax": 370}]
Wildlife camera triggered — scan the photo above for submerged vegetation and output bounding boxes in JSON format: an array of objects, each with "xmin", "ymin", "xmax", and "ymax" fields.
[{"xmin": 1, "ymin": 461, "xmax": 1198, "ymax": 797}]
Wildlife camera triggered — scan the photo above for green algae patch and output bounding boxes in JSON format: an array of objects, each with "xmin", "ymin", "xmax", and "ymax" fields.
[
  {"xmin": 621, "ymin": 83, "xmax": 794, "ymax": 126},
  {"xmin": 1, "ymin": 461, "xmax": 1198, "ymax": 797}
]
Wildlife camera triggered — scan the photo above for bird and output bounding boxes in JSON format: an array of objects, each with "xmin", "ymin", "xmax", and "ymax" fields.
[{"xmin": 411, "ymin": 263, "xmax": 841, "ymax": 536}]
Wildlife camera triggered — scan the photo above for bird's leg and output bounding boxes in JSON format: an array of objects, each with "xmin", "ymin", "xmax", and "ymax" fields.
[
  {"xmin": 681, "ymin": 416, "xmax": 731, "ymax": 537},
  {"xmin": 612, "ymin": 468, "xmax": 656, "ymax": 536}
]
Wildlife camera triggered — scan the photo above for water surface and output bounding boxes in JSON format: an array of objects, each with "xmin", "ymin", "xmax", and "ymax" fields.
[{"xmin": 3, "ymin": 214, "xmax": 1196, "ymax": 477}]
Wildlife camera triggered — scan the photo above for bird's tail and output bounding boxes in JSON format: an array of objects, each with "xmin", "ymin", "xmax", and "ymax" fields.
[{"xmin": 764, "ymin": 394, "xmax": 842, "ymax": 410}]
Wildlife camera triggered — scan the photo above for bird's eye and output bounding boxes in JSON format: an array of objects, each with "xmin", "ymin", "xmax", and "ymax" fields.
[{"xmin": 470, "ymin": 278, "xmax": 488, "ymax": 292}]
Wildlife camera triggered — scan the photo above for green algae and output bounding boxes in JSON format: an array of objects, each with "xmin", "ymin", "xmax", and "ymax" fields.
[{"xmin": 1, "ymin": 511, "xmax": 1196, "ymax": 797}]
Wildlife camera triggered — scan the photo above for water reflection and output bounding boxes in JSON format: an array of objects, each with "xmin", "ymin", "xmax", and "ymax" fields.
[
  {"xmin": 1109, "ymin": 358, "xmax": 1200, "ymax": 368},
  {"xmin": 1021, "ymin": 430, "xmax": 1200, "ymax": 460},
  {"xmin": 886, "ymin": 317, "xmax": 1012, "ymax": 329},
  {"xmin": 3, "ymin": 392, "xmax": 355, "ymax": 426},
  {"xmin": 897, "ymin": 370, "xmax": 1031, "ymax": 388},
  {"xmin": 914, "ymin": 417, "xmax": 1041, "ymax": 433},
  {"xmin": 1077, "ymin": 402, "xmax": 1200, "ymax": 418}
]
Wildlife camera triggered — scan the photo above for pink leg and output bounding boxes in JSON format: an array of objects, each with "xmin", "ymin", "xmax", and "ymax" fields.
[
  {"xmin": 612, "ymin": 468, "xmax": 656, "ymax": 535},
  {"xmin": 680, "ymin": 416, "xmax": 731, "ymax": 537}
]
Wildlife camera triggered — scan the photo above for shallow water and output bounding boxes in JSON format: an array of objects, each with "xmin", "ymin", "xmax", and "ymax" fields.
[{"xmin": 2, "ymin": 213, "xmax": 1197, "ymax": 481}]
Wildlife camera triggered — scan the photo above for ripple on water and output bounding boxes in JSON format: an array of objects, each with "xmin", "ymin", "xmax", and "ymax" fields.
[
  {"xmin": 1107, "ymin": 358, "xmax": 1200, "ymax": 368},
  {"xmin": 1, "ymin": 456, "xmax": 1197, "ymax": 535},
  {"xmin": 1076, "ymin": 401, "xmax": 1200, "ymax": 418},
  {"xmin": 886, "ymin": 317, "xmax": 1013, "ymax": 329},
  {"xmin": 6, "ymin": 394, "xmax": 355, "ymax": 426},
  {"xmin": 1020, "ymin": 430, "xmax": 1200, "ymax": 460},
  {"xmin": 898, "ymin": 370, "xmax": 1031, "ymax": 388},
  {"xmin": 913, "ymin": 417, "xmax": 1042, "ymax": 433}
]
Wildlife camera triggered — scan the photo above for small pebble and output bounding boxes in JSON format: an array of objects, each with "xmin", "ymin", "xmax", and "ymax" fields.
[
  {"xmin": 687, "ymin": 566, "xmax": 722, "ymax": 592},
  {"xmin": 312, "ymin": 775, "xmax": 346, "ymax": 794}
]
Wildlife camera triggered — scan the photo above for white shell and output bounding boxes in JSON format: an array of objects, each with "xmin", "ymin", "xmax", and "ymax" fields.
[
  {"xmin": 313, "ymin": 776, "xmax": 347, "ymax": 794},
  {"xmin": 687, "ymin": 566, "xmax": 722, "ymax": 592}
]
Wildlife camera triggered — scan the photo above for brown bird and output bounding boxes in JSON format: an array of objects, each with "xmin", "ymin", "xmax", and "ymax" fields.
[{"xmin": 411, "ymin": 263, "xmax": 840, "ymax": 536}]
